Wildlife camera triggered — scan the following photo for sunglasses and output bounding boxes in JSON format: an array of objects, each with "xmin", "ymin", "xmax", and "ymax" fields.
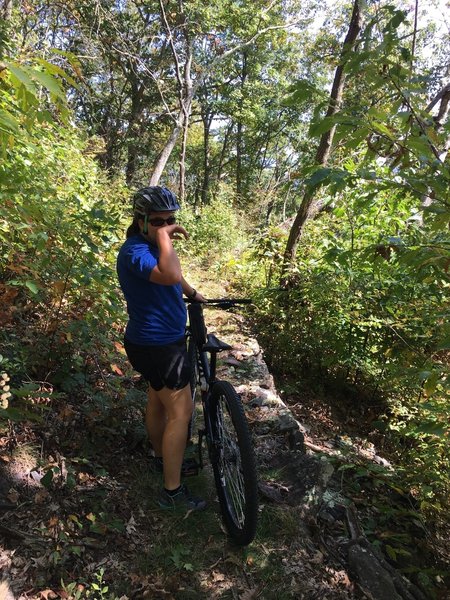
[{"xmin": 147, "ymin": 216, "xmax": 176, "ymax": 227}]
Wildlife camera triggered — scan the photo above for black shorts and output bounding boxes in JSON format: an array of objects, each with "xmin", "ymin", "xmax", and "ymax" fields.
[{"xmin": 124, "ymin": 337, "xmax": 190, "ymax": 391}]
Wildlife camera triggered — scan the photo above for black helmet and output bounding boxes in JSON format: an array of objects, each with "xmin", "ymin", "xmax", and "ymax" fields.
[{"xmin": 133, "ymin": 186, "xmax": 180, "ymax": 215}]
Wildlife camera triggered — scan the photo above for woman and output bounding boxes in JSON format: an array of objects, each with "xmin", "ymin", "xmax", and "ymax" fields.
[{"xmin": 117, "ymin": 186, "xmax": 207, "ymax": 510}]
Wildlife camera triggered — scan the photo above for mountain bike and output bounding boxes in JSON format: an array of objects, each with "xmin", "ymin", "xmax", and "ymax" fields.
[{"xmin": 186, "ymin": 299, "xmax": 258, "ymax": 546}]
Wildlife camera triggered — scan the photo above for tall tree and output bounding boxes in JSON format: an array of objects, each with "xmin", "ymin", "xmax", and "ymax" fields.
[
  {"xmin": 281, "ymin": 0, "xmax": 362, "ymax": 284},
  {"xmin": 148, "ymin": 0, "xmax": 302, "ymax": 192}
]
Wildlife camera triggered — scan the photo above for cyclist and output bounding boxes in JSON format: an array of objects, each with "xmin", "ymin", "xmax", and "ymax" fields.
[{"xmin": 117, "ymin": 186, "xmax": 207, "ymax": 511}]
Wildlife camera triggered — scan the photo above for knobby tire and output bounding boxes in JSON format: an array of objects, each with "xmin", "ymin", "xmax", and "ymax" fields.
[{"xmin": 209, "ymin": 380, "xmax": 258, "ymax": 546}]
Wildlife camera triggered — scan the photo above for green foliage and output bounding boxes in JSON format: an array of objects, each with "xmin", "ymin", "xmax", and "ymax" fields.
[
  {"xmin": 169, "ymin": 544, "xmax": 194, "ymax": 571},
  {"xmin": 179, "ymin": 186, "xmax": 247, "ymax": 266},
  {"xmin": 238, "ymin": 176, "xmax": 449, "ymax": 502},
  {"xmin": 229, "ymin": 2, "xmax": 450, "ymax": 509},
  {"xmin": 0, "ymin": 53, "xmax": 77, "ymax": 149},
  {"xmin": 249, "ymin": 225, "xmax": 286, "ymax": 287},
  {"xmin": 0, "ymin": 116, "xmax": 128, "ymax": 391},
  {"xmin": 61, "ymin": 569, "xmax": 121, "ymax": 599}
]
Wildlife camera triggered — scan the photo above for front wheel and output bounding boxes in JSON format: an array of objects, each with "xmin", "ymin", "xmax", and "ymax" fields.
[
  {"xmin": 187, "ymin": 338, "xmax": 199, "ymax": 441},
  {"xmin": 209, "ymin": 380, "xmax": 258, "ymax": 545}
]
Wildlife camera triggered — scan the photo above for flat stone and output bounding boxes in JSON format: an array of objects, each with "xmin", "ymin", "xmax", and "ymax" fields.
[{"xmin": 348, "ymin": 545, "xmax": 402, "ymax": 600}]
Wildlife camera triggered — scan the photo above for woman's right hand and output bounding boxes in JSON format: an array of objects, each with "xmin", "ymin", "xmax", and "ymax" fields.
[{"xmin": 156, "ymin": 224, "xmax": 189, "ymax": 241}]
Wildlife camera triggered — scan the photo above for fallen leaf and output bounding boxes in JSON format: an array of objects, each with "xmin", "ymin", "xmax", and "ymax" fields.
[
  {"xmin": 111, "ymin": 363, "xmax": 124, "ymax": 376},
  {"xmin": 58, "ymin": 404, "xmax": 75, "ymax": 421},
  {"xmin": 34, "ymin": 489, "xmax": 50, "ymax": 504},
  {"xmin": 39, "ymin": 589, "xmax": 58, "ymax": 599},
  {"xmin": 240, "ymin": 588, "xmax": 259, "ymax": 600},
  {"xmin": 126, "ymin": 515, "xmax": 137, "ymax": 536},
  {"xmin": 78, "ymin": 472, "xmax": 93, "ymax": 484},
  {"xmin": 53, "ymin": 280, "xmax": 66, "ymax": 295},
  {"xmin": 114, "ymin": 341, "xmax": 126, "ymax": 354},
  {"xmin": 30, "ymin": 470, "xmax": 43, "ymax": 483},
  {"xmin": 311, "ymin": 550, "xmax": 324, "ymax": 564},
  {"xmin": 0, "ymin": 311, "xmax": 14, "ymax": 325},
  {"xmin": 7, "ymin": 488, "xmax": 19, "ymax": 503},
  {"xmin": 211, "ymin": 571, "xmax": 225, "ymax": 582}
]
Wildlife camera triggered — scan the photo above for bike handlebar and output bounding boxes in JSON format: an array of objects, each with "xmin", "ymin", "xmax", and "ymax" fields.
[{"xmin": 184, "ymin": 298, "xmax": 252, "ymax": 309}]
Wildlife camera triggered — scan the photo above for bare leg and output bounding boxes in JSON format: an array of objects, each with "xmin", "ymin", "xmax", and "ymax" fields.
[
  {"xmin": 145, "ymin": 386, "xmax": 166, "ymax": 456},
  {"xmin": 154, "ymin": 384, "xmax": 193, "ymax": 490}
]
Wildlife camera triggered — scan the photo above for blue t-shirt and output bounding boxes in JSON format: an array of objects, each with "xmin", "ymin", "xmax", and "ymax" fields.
[{"xmin": 116, "ymin": 234, "xmax": 187, "ymax": 345}]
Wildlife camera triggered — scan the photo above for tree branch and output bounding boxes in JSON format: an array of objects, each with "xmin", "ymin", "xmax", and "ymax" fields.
[{"xmin": 158, "ymin": 0, "xmax": 185, "ymax": 102}]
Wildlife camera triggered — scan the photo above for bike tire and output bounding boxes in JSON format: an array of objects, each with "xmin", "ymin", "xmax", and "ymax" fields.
[
  {"xmin": 209, "ymin": 380, "xmax": 258, "ymax": 545},
  {"xmin": 187, "ymin": 338, "xmax": 199, "ymax": 440}
]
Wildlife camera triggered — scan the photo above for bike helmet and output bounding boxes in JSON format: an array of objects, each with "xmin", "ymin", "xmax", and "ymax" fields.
[{"xmin": 133, "ymin": 186, "xmax": 180, "ymax": 215}]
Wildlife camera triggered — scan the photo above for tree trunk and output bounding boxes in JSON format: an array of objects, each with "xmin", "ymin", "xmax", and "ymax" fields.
[
  {"xmin": 1, "ymin": 0, "xmax": 12, "ymax": 20},
  {"xmin": 217, "ymin": 122, "xmax": 232, "ymax": 183},
  {"xmin": 178, "ymin": 15, "xmax": 193, "ymax": 203},
  {"xmin": 281, "ymin": 0, "xmax": 362, "ymax": 285},
  {"xmin": 236, "ymin": 51, "xmax": 248, "ymax": 201},
  {"xmin": 236, "ymin": 120, "xmax": 244, "ymax": 199},
  {"xmin": 179, "ymin": 112, "xmax": 188, "ymax": 201},
  {"xmin": 126, "ymin": 136, "xmax": 139, "ymax": 185},
  {"xmin": 419, "ymin": 83, "xmax": 450, "ymax": 215},
  {"xmin": 150, "ymin": 119, "xmax": 183, "ymax": 186},
  {"xmin": 125, "ymin": 79, "xmax": 145, "ymax": 185},
  {"xmin": 201, "ymin": 108, "xmax": 213, "ymax": 205}
]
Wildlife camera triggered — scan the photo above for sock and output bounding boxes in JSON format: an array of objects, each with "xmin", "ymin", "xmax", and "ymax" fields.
[{"xmin": 165, "ymin": 485, "xmax": 182, "ymax": 496}]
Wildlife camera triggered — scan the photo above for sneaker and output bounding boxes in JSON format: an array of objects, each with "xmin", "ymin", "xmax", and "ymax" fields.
[
  {"xmin": 157, "ymin": 484, "xmax": 207, "ymax": 511},
  {"xmin": 149, "ymin": 456, "xmax": 199, "ymax": 477}
]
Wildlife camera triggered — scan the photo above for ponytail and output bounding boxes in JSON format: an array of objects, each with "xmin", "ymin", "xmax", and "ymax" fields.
[{"xmin": 126, "ymin": 218, "xmax": 141, "ymax": 239}]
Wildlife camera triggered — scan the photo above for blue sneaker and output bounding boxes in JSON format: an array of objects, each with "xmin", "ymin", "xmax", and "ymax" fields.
[{"xmin": 158, "ymin": 484, "xmax": 206, "ymax": 511}]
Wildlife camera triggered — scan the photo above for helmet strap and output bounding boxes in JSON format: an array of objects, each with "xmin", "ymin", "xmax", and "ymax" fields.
[{"xmin": 143, "ymin": 214, "xmax": 148, "ymax": 235}]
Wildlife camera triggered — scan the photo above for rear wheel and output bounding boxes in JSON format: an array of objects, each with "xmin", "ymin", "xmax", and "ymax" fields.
[{"xmin": 209, "ymin": 380, "xmax": 258, "ymax": 545}]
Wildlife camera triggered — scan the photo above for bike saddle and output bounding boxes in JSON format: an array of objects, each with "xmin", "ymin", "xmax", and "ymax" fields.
[{"xmin": 202, "ymin": 333, "xmax": 232, "ymax": 352}]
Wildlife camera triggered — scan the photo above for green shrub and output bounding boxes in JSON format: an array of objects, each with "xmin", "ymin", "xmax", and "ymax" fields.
[
  {"xmin": 0, "ymin": 122, "xmax": 128, "ymax": 383},
  {"xmin": 236, "ymin": 185, "xmax": 449, "ymax": 503},
  {"xmin": 179, "ymin": 186, "xmax": 247, "ymax": 267}
]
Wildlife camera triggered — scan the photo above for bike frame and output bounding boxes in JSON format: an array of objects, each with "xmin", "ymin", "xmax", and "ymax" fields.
[
  {"xmin": 186, "ymin": 299, "xmax": 251, "ymax": 468},
  {"xmin": 185, "ymin": 298, "xmax": 258, "ymax": 545},
  {"xmin": 188, "ymin": 332, "xmax": 217, "ymax": 469}
]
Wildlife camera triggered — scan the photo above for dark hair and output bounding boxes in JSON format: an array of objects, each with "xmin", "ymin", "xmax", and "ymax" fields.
[{"xmin": 126, "ymin": 218, "xmax": 141, "ymax": 238}]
